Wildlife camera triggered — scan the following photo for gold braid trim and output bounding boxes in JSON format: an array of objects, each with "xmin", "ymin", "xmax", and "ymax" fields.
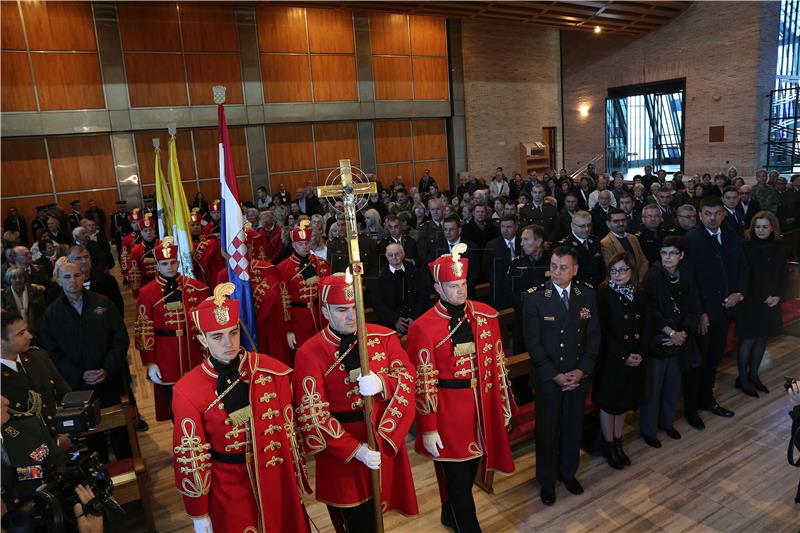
[
  {"xmin": 173, "ymin": 418, "xmax": 211, "ymax": 498},
  {"xmin": 377, "ymin": 360, "xmax": 415, "ymax": 452},
  {"xmin": 414, "ymin": 348, "xmax": 438, "ymax": 416},
  {"xmin": 134, "ymin": 304, "xmax": 155, "ymax": 351},
  {"xmin": 294, "ymin": 376, "xmax": 344, "ymax": 455},
  {"xmin": 279, "ymin": 281, "xmax": 291, "ymax": 322},
  {"xmin": 495, "ymin": 339, "xmax": 513, "ymax": 426}
]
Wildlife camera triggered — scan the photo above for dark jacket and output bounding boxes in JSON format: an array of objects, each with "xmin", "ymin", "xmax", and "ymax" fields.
[
  {"xmin": 684, "ymin": 225, "xmax": 748, "ymax": 321},
  {"xmin": 84, "ymin": 269, "xmax": 125, "ymax": 318},
  {"xmin": 1, "ymin": 347, "xmax": 71, "ymax": 438},
  {"xmin": 327, "ymin": 234, "xmax": 379, "ymax": 282},
  {"xmin": 590, "ymin": 205, "xmax": 611, "ymax": 239},
  {"xmin": 519, "ymin": 203, "xmax": 559, "ymax": 244},
  {"xmin": 557, "ymin": 233, "xmax": 605, "ymax": 286},
  {"xmin": 483, "ymin": 235, "xmax": 521, "ymax": 309},
  {"xmin": 1, "ymin": 285, "xmax": 48, "ymax": 342},
  {"xmin": 736, "ymin": 237, "xmax": 787, "ymax": 338},
  {"xmin": 3, "ymin": 214, "xmax": 28, "ymax": 245},
  {"xmin": 40, "ymin": 290, "xmax": 129, "ymax": 407},
  {"xmin": 642, "ymin": 264, "xmax": 702, "ymax": 364},
  {"xmin": 522, "ymin": 280, "xmax": 602, "ymax": 393},
  {"xmin": 377, "ymin": 235, "xmax": 418, "ymax": 266},
  {"xmin": 461, "ymin": 219, "xmax": 500, "ymax": 249},
  {"xmin": 369, "ymin": 260, "xmax": 426, "ymax": 330}
]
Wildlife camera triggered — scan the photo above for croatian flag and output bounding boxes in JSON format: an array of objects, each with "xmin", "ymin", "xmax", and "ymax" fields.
[{"xmin": 218, "ymin": 102, "xmax": 258, "ymax": 351}]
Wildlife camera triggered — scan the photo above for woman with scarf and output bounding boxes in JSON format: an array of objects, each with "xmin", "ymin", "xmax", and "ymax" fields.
[
  {"xmin": 594, "ymin": 252, "xmax": 650, "ymax": 469},
  {"xmin": 735, "ymin": 211, "xmax": 788, "ymax": 397},
  {"xmin": 640, "ymin": 235, "xmax": 704, "ymax": 450}
]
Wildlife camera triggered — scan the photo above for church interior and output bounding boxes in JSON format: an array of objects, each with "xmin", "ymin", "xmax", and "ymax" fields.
[{"xmin": 1, "ymin": 1, "xmax": 800, "ymax": 532}]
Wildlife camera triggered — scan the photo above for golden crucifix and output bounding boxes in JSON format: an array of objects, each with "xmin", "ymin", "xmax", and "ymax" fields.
[{"xmin": 317, "ymin": 159, "xmax": 383, "ymax": 533}]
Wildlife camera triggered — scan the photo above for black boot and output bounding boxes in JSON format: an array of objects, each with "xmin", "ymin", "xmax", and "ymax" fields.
[
  {"xmin": 440, "ymin": 501, "xmax": 456, "ymax": 530},
  {"xmin": 603, "ymin": 440, "xmax": 624, "ymax": 470},
  {"xmin": 614, "ymin": 438, "xmax": 631, "ymax": 466}
]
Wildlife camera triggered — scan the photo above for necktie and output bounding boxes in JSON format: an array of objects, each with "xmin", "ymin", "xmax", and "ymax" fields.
[
  {"xmin": 712, "ymin": 231, "xmax": 721, "ymax": 245},
  {"xmin": 508, "ymin": 241, "xmax": 515, "ymax": 259},
  {"xmin": 561, "ymin": 289, "xmax": 570, "ymax": 311}
]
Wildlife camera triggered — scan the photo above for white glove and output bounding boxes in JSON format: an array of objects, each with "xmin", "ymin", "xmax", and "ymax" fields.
[
  {"xmin": 422, "ymin": 431, "xmax": 444, "ymax": 458},
  {"xmin": 147, "ymin": 364, "xmax": 162, "ymax": 384},
  {"xmin": 354, "ymin": 443, "xmax": 381, "ymax": 470},
  {"xmin": 357, "ymin": 372, "xmax": 384, "ymax": 397},
  {"xmin": 192, "ymin": 516, "xmax": 213, "ymax": 533},
  {"xmin": 286, "ymin": 332, "xmax": 297, "ymax": 350}
]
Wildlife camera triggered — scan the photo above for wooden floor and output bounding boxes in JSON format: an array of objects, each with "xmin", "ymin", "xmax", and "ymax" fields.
[{"xmin": 115, "ymin": 277, "xmax": 800, "ymax": 533}]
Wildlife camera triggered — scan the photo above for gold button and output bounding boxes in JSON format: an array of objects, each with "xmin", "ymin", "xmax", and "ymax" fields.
[
  {"xmin": 623, "ymin": 335, "xmax": 629, "ymax": 340},
  {"xmin": 634, "ymin": 334, "xmax": 640, "ymax": 339},
  {"xmin": 560, "ymin": 343, "xmax": 564, "ymax": 348},
  {"xmin": 623, "ymin": 314, "xmax": 629, "ymax": 319},
  {"xmin": 560, "ymin": 357, "xmax": 564, "ymax": 361},
  {"xmin": 560, "ymin": 330, "xmax": 564, "ymax": 333}
]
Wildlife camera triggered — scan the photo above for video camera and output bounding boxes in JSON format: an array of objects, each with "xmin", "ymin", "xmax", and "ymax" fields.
[{"xmin": 2, "ymin": 391, "xmax": 123, "ymax": 533}]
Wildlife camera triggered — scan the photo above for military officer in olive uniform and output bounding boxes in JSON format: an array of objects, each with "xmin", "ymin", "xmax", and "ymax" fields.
[
  {"xmin": 556, "ymin": 210, "xmax": 605, "ymax": 286},
  {"xmin": 1, "ymin": 310, "xmax": 71, "ymax": 502},
  {"xmin": 522, "ymin": 246, "xmax": 601, "ymax": 506}
]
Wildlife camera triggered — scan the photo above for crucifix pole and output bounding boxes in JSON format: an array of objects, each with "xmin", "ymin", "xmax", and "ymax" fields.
[{"xmin": 317, "ymin": 160, "xmax": 383, "ymax": 533}]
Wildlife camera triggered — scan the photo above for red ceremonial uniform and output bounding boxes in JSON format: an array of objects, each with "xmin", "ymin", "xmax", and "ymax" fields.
[
  {"xmin": 193, "ymin": 234, "xmax": 224, "ymax": 289},
  {"xmin": 134, "ymin": 240, "xmax": 211, "ymax": 421},
  {"xmin": 128, "ymin": 239, "xmax": 159, "ymax": 297},
  {"xmin": 172, "ymin": 289, "xmax": 311, "ymax": 533},
  {"xmin": 251, "ymin": 260, "xmax": 290, "ymax": 365},
  {"xmin": 408, "ymin": 300, "xmax": 515, "ymax": 471},
  {"xmin": 277, "ymin": 253, "xmax": 330, "ymax": 350},
  {"xmin": 259, "ymin": 224, "xmax": 283, "ymax": 262},
  {"xmin": 293, "ymin": 277, "xmax": 418, "ymax": 516},
  {"xmin": 172, "ymin": 351, "xmax": 311, "ymax": 533},
  {"xmin": 246, "ymin": 228, "xmax": 269, "ymax": 262}
]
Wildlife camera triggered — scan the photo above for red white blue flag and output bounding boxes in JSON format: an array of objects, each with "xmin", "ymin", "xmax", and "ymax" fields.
[{"xmin": 218, "ymin": 101, "xmax": 258, "ymax": 351}]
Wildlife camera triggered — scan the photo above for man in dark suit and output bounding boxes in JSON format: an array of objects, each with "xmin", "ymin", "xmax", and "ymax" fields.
[
  {"xmin": 557, "ymin": 211, "xmax": 604, "ymax": 286},
  {"xmin": 4, "ymin": 207, "xmax": 28, "ymax": 246},
  {"xmin": 523, "ymin": 246, "xmax": 601, "ymax": 506},
  {"xmin": 684, "ymin": 196, "xmax": 748, "ymax": 418},
  {"xmin": 434, "ymin": 216, "xmax": 480, "ymax": 298},
  {"xmin": 378, "ymin": 214, "xmax": 418, "ymax": 265},
  {"xmin": 1, "ymin": 267, "xmax": 48, "ymax": 343},
  {"xmin": 557, "ymin": 192, "xmax": 580, "ymax": 241},
  {"xmin": 369, "ymin": 243, "xmax": 425, "ymax": 334},
  {"xmin": 68, "ymin": 200, "xmax": 82, "ymax": 231},
  {"xmin": 721, "ymin": 186, "xmax": 746, "ymax": 238},
  {"xmin": 590, "ymin": 190, "xmax": 614, "ymax": 240},
  {"xmin": 653, "ymin": 190, "xmax": 676, "ymax": 230},
  {"xmin": 83, "ymin": 199, "xmax": 106, "ymax": 238},
  {"xmin": 519, "ymin": 183, "xmax": 559, "ymax": 246},
  {"xmin": 416, "ymin": 196, "xmax": 447, "ymax": 266},
  {"xmin": 45, "ymin": 217, "xmax": 70, "ymax": 245},
  {"xmin": 506, "ymin": 224, "xmax": 550, "ymax": 354},
  {"xmin": 461, "ymin": 203, "xmax": 499, "ymax": 250},
  {"xmin": 326, "ymin": 217, "xmax": 379, "ymax": 282},
  {"xmin": 635, "ymin": 204, "xmax": 668, "ymax": 265},
  {"xmin": 618, "ymin": 193, "xmax": 640, "ymax": 234},
  {"xmin": 31, "ymin": 206, "xmax": 49, "ymax": 242},
  {"xmin": 483, "ymin": 215, "xmax": 520, "ymax": 310},
  {"xmin": 418, "ymin": 168, "xmax": 437, "ymax": 196},
  {"xmin": 67, "ymin": 245, "xmax": 124, "ymax": 317},
  {"xmin": 737, "ymin": 185, "xmax": 761, "ymax": 228}
]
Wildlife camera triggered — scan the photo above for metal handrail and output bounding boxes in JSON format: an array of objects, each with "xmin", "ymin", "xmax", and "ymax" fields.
[{"xmin": 569, "ymin": 153, "xmax": 604, "ymax": 180}]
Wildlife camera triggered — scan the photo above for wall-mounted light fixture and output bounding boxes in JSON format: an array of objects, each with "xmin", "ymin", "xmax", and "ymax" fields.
[
  {"xmin": 579, "ymin": 103, "xmax": 590, "ymax": 117},
  {"xmin": 594, "ymin": 26, "xmax": 602, "ymax": 34}
]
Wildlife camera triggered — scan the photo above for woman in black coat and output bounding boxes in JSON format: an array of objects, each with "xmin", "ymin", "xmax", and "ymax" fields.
[
  {"xmin": 640, "ymin": 235, "xmax": 704, "ymax": 448},
  {"xmin": 594, "ymin": 252, "xmax": 650, "ymax": 469},
  {"xmin": 735, "ymin": 211, "xmax": 788, "ymax": 397}
]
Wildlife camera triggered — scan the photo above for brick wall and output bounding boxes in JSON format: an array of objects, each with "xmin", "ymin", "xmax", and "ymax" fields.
[
  {"xmin": 562, "ymin": 1, "xmax": 780, "ymax": 177},
  {"xmin": 461, "ymin": 20, "xmax": 562, "ymax": 178}
]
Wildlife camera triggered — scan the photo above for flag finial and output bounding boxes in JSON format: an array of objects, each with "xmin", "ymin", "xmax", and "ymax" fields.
[
  {"xmin": 167, "ymin": 123, "xmax": 177, "ymax": 136},
  {"xmin": 152, "ymin": 138, "xmax": 160, "ymax": 149},
  {"xmin": 213, "ymin": 86, "xmax": 227, "ymax": 105}
]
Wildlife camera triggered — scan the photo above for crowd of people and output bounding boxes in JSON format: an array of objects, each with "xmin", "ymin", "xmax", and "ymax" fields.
[{"xmin": 1, "ymin": 163, "xmax": 797, "ymax": 532}]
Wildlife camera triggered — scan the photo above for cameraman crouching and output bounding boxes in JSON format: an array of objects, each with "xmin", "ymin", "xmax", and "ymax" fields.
[{"xmin": 1, "ymin": 310, "xmax": 71, "ymax": 505}]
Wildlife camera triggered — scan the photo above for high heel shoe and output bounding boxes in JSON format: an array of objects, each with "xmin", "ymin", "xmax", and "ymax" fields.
[
  {"xmin": 752, "ymin": 377, "xmax": 769, "ymax": 393},
  {"xmin": 739, "ymin": 379, "xmax": 759, "ymax": 398},
  {"xmin": 614, "ymin": 438, "xmax": 631, "ymax": 466},
  {"xmin": 603, "ymin": 440, "xmax": 624, "ymax": 470}
]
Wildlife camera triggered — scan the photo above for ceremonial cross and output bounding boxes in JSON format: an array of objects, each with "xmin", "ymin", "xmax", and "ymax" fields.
[{"xmin": 316, "ymin": 159, "xmax": 383, "ymax": 533}]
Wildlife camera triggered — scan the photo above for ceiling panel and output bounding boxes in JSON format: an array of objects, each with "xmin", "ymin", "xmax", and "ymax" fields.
[{"xmin": 274, "ymin": 1, "xmax": 691, "ymax": 36}]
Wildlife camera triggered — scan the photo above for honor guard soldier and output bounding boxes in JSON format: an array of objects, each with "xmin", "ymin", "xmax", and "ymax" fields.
[
  {"xmin": 293, "ymin": 273, "xmax": 418, "ymax": 533},
  {"xmin": 277, "ymin": 220, "xmax": 331, "ymax": 353},
  {"xmin": 191, "ymin": 209, "xmax": 224, "ymax": 289},
  {"xmin": 135, "ymin": 238, "xmax": 210, "ymax": 421},
  {"xmin": 522, "ymin": 246, "xmax": 601, "ymax": 506},
  {"xmin": 557, "ymin": 210, "xmax": 605, "ymax": 286},
  {"xmin": 119, "ymin": 208, "xmax": 142, "ymax": 285},
  {"xmin": 251, "ymin": 257, "xmax": 290, "ymax": 365},
  {"xmin": 172, "ymin": 284, "xmax": 311, "ymax": 533},
  {"xmin": 202, "ymin": 199, "xmax": 222, "ymax": 236},
  {"xmin": 407, "ymin": 244, "xmax": 515, "ymax": 533},
  {"xmin": 1, "ymin": 311, "xmax": 71, "ymax": 501},
  {"xmin": 128, "ymin": 212, "xmax": 159, "ymax": 296}
]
